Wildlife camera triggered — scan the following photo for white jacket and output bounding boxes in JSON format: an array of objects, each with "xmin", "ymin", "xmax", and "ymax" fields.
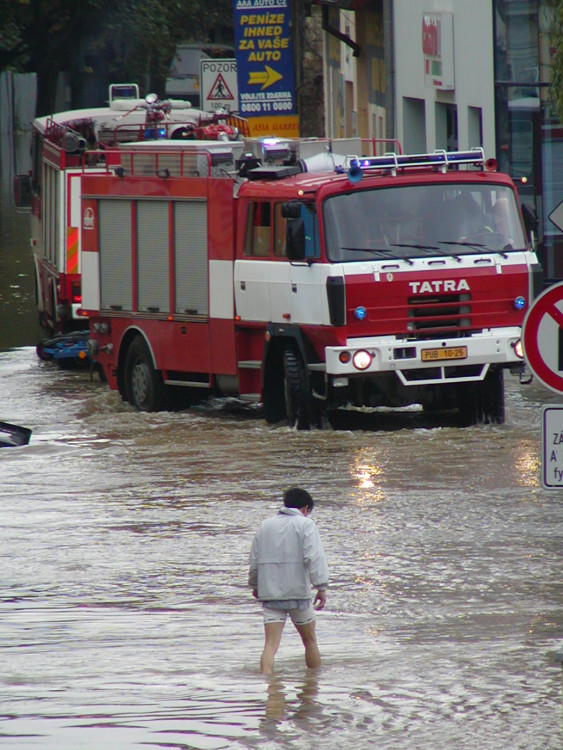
[{"xmin": 248, "ymin": 507, "xmax": 329, "ymax": 601}]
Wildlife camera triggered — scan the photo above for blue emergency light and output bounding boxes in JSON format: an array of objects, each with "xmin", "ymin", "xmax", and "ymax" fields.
[{"xmin": 347, "ymin": 148, "xmax": 486, "ymax": 176}]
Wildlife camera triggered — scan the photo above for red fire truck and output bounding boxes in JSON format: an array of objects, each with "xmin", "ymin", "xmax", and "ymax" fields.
[
  {"xmin": 82, "ymin": 139, "xmax": 541, "ymax": 427},
  {"xmin": 20, "ymin": 84, "xmax": 246, "ymax": 333}
]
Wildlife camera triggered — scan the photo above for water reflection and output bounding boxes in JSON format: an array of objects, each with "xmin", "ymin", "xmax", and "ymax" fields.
[
  {"xmin": 263, "ymin": 671, "xmax": 322, "ymax": 725},
  {"xmin": 0, "ymin": 131, "xmax": 43, "ymax": 351}
]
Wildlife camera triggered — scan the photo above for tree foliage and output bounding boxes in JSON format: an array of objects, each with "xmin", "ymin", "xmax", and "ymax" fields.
[
  {"xmin": 0, "ymin": 0, "xmax": 234, "ymax": 115},
  {"xmin": 551, "ymin": 0, "xmax": 563, "ymax": 121},
  {"xmin": 101, "ymin": 0, "xmax": 234, "ymax": 99}
]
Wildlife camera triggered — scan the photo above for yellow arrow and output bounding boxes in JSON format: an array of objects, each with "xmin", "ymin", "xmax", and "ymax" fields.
[{"xmin": 248, "ymin": 65, "xmax": 283, "ymax": 90}]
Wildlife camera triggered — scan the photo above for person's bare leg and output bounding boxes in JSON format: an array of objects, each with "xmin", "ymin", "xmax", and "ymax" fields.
[
  {"xmin": 261, "ymin": 622, "xmax": 284, "ymax": 674},
  {"xmin": 295, "ymin": 620, "xmax": 321, "ymax": 669}
]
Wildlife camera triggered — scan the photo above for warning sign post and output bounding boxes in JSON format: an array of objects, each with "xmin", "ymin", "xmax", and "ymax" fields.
[
  {"xmin": 200, "ymin": 59, "xmax": 238, "ymax": 112},
  {"xmin": 541, "ymin": 406, "xmax": 563, "ymax": 489}
]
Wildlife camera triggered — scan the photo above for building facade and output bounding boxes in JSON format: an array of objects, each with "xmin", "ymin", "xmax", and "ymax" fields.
[
  {"xmin": 322, "ymin": 0, "xmax": 389, "ymax": 144},
  {"xmin": 494, "ymin": 0, "xmax": 561, "ymax": 279},
  {"xmin": 317, "ymin": 0, "xmax": 563, "ymax": 280},
  {"xmin": 392, "ymin": 0, "xmax": 495, "ymax": 157}
]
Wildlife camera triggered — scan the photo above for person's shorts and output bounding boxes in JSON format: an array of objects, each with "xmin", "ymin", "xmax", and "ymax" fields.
[{"xmin": 262, "ymin": 603, "xmax": 316, "ymax": 626}]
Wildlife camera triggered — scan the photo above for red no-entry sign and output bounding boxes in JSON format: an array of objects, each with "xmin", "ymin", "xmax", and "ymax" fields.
[{"xmin": 523, "ymin": 281, "xmax": 563, "ymax": 393}]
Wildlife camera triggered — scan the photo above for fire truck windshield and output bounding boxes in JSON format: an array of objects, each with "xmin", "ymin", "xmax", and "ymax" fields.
[{"xmin": 322, "ymin": 183, "xmax": 527, "ymax": 262}]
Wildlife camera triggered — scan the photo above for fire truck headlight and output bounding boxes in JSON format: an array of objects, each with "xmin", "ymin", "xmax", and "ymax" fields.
[
  {"xmin": 512, "ymin": 339, "xmax": 524, "ymax": 359},
  {"xmin": 353, "ymin": 350, "xmax": 373, "ymax": 370},
  {"xmin": 513, "ymin": 296, "xmax": 526, "ymax": 310},
  {"xmin": 87, "ymin": 338, "xmax": 99, "ymax": 356},
  {"xmin": 354, "ymin": 306, "xmax": 367, "ymax": 321}
]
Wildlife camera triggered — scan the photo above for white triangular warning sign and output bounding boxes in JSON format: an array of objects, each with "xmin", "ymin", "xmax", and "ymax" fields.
[{"xmin": 208, "ymin": 73, "xmax": 234, "ymax": 101}]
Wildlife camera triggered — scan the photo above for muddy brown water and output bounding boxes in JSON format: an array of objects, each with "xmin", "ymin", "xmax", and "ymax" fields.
[{"xmin": 1, "ymin": 152, "xmax": 562, "ymax": 750}]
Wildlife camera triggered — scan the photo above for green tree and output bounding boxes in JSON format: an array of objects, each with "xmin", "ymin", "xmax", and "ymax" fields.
[
  {"xmin": 101, "ymin": 0, "xmax": 234, "ymax": 98},
  {"xmin": 551, "ymin": 0, "xmax": 563, "ymax": 121},
  {"xmin": 0, "ymin": 0, "xmax": 233, "ymax": 115},
  {"xmin": 1, "ymin": 0, "xmax": 122, "ymax": 114}
]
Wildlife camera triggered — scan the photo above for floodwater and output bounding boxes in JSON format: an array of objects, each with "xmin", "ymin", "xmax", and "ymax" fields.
[{"xmin": 1, "ymin": 141, "xmax": 563, "ymax": 750}]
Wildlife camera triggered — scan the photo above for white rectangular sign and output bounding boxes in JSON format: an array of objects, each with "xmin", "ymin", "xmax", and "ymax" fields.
[
  {"xmin": 200, "ymin": 58, "xmax": 238, "ymax": 113},
  {"xmin": 542, "ymin": 405, "xmax": 563, "ymax": 489},
  {"xmin": 422, "ymin": 12, "xmax": 455, "ymax": 90}
]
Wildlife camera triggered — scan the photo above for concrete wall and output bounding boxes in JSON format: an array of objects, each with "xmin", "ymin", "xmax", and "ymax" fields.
[
  {"xmin": 0, "ymin": 72, "xmax": 37, "ymax": 134},
  {"xmin": 393, "ymin": 0, "xmax": 495, "ymax": 157}
]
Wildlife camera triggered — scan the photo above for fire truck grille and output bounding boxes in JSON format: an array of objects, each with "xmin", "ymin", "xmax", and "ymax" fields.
[{"xmin": 407, "ymin": 293, "xmax": 473, "ymax": 338}]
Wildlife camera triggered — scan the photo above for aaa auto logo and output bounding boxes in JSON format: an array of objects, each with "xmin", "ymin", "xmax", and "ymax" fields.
[{"xmin": 83, "ymin": 207, "xmax": 94, "ymax": 230}]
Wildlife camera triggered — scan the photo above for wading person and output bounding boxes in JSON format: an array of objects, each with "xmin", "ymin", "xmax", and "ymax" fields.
[{"xmin": 248, "ymin": 487, "xmax": 329, "ymax": 674}]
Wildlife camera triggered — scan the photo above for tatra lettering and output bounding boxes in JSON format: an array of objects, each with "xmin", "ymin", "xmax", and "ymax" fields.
[{"xmin": 409, "ymin": 279, "xmax": 470, "ymax": 294}]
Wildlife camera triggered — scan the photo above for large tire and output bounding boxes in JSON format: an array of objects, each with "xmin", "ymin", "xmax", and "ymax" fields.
[
  {"xmin": 458, "ymin": 368, "xmax": 505, "ymax": 425},
  {"xmin": 124, "ymin": 336, "xmax": 168, "ymax": 411},
  {"xmin": 263, "ymin": 378, "xmax": 286, "ymax": 425},
  {"xmin": 262, "ymin": 348, "xmax": 285, "ymax": 425},
  {"xmin": 283, "ymin": 346, "xmax": 313, "ymax": 430}
]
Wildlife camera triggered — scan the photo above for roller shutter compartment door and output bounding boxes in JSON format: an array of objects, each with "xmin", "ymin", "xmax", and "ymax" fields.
[
  {"xmin": 174, "ymin": 201, "xmax": 208, "ymax": 317},
  {"xmin": 99, "ymin": 200, "xmax": 133, "ymax": 311},
  {"xmin": 137, "ymin": 202, "xmax": 170, "ymax": 314}
]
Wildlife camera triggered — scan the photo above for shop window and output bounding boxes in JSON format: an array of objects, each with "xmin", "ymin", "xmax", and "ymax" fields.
[
  {"xmin": 403, "ymin": 97, "xmax": 426, "ymax": 153},
  {"xmin": 468, "ymin": 107, "xmax": 483, "ymax": 149},
  {"xmin": 436, "ymin": 102, "xmax": 458, "ymax": 151}
]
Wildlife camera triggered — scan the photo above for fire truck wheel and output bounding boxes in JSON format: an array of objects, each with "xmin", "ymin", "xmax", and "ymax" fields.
[
  {"xmin": 124, "ymin": 336, "xmax": 167, "ymax": 411},
  {"xmin": 283, "ymin": 347, "xmax": 313, "ymax": 430},
  {"xmin": 263, "ymin": 371, "xmax": 286, "ymax": 425},
  {"xmin": 458, "ymin": 368, "xmax": 505, "ymax": 426}
]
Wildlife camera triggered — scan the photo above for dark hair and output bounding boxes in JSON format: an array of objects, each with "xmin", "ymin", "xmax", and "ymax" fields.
[{"xmin": 283, "ymin": 487, "xmax": 314, "ymax": 511}]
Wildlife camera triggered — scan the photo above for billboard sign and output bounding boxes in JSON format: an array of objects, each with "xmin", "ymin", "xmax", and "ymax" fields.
[{"xmin": 232, "ymin": 0, "xmax": 296, "ymax": 120}]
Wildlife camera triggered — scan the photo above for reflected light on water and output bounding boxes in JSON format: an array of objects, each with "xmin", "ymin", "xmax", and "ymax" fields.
[
  {"xmin": 354, "ymin": 574, "xmax": 375, "ymax": 586},
  {"xmin": 513, "ymin": 443, "xmax": 541, "ymax": 488},
  {"xmin": 351, "ymin": 456, "xmax": 387, "ymax": 505}
]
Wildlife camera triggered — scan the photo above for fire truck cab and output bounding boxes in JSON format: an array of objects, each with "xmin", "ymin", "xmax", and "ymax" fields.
[{"xmin": 83, "ymin": 139, "xmax": 542, "ymax": 427}]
